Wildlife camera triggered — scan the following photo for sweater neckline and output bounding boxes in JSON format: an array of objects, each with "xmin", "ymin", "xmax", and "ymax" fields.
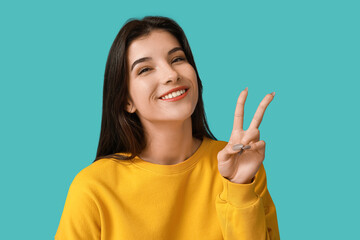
[{"xmin": 129, "ymin": 137, "xmax": 210, "ymax": 175}]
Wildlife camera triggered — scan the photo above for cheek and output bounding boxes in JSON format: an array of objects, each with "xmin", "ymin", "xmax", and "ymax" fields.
[
  {"xmin": 183, "ymin": 69, "xmax": 199, "ymax": 105},
  {"xmin": 188, "ymin": 68, "xmax": 199, "ymax": 94},
  {"xmin": 181, "ymin": 65, "xmax": 198, "ymax": 83},
  {"xmin": 129, "ymin": 80, "xmax": 155, "ymax": 106}
]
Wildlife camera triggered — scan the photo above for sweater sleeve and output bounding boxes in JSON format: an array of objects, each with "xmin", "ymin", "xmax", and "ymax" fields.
[
  {"xmin": 215, "ymin": 164, "xmax": 280, "ymax": 240},
  {"xmin": 54, "ymin": 172, "xmax": 101, "ymax": 240}
]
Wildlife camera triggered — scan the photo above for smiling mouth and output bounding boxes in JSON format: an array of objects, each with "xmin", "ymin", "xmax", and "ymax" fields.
[
  {"xmin": 159, "ymin": 89, "xmax": 189, "ymax": 101},
  {"xmin": 160, "ymin": 89, "xmax": 187, "ymax": 99}
]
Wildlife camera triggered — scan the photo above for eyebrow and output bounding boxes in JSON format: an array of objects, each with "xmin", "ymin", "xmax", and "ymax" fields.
[{"xmin": 130, "ymin": 47, "xmax": 184, "ymax": 71}]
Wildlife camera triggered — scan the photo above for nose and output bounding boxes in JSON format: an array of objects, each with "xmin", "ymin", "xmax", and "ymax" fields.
[{"xmin": 161, "ymin": 62, "xmax": 180, "ymax": 84}]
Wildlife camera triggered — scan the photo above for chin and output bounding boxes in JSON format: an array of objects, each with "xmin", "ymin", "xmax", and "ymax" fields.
[{"xmin": 165, "ymin": 112, "xmax": 193, "ymax": 122}]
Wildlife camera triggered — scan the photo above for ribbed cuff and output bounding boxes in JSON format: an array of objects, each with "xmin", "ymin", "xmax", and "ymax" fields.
[{"xmin": 219, "ymin": 175, "xmax": 258, "ymax": 208}]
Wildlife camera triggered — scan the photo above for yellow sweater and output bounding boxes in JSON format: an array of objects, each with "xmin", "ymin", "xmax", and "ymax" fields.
[{"xmin": 55, "ymin": 137, "xmax": 280, "ymax": 239}]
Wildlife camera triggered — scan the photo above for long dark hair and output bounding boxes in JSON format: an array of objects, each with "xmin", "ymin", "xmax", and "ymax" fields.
[{"xmin": 94, "ymin": 16, "xmax": 216, "ymax": 162}]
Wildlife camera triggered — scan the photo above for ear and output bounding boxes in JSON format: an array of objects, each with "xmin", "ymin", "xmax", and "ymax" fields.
[{"xmin": 125, "ymin": 101, "xmax": 136, "ymax": 113}]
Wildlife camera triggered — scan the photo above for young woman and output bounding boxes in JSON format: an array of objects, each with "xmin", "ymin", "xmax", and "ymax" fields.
[{"xmin": 55, "ymin": 16, "xmax": 280, "ymax": 239}]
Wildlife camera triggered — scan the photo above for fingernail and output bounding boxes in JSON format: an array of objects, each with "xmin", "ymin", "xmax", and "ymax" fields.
[
  {"xmin": 270, "ymin": 92, "xmax": 275, "ymax": 96},
  {"xmin": 245, "ymin": 87, "xmax": 248, "ymax": 91},
  {"xmin": 232, "ymin": 144, "xmax": 244, "ymax": 151},
  {"xmin": 243, "ymin": 145, "xmax": 251, "ymax": 150}
]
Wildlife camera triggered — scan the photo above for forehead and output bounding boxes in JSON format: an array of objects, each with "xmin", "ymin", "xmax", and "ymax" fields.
[{"xmin": 127, "ymin": 30, "xmax": 181, "ymax": 61}]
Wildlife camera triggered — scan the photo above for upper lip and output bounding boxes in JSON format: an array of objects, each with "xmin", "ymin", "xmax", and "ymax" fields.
[{"xmin": 159, "ymin": 86, "xmax": 189, "ymax": 98}]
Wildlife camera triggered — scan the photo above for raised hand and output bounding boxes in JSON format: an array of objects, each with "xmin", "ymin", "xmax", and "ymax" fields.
[{"xmin": 217, "ymin": 87, "xmax": 275, "ymax": 184}]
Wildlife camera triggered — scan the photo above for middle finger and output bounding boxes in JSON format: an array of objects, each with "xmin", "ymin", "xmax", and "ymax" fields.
[{"xmin": 249, "ymin": 92, "xmax": 275, "ymax": 129}]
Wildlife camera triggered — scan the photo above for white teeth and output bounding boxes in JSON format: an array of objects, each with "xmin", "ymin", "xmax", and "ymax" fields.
[{"xmin": 161, "ymin": 89, "xmax": 186, "ymax": 99}]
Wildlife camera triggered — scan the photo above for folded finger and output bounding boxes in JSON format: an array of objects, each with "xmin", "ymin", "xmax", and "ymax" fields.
[{"xmin": 248, "ymin": 140, "xmax": 266, "ymax": 154}]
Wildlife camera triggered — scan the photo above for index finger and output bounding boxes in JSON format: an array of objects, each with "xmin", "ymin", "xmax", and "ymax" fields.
[
  {"xmin": 232, "ymin": 87, "xmax": 248, "ymax": 131},
  {"xmin": 249, "ymin": 92, "xmax": 275, "ymax": 129}
]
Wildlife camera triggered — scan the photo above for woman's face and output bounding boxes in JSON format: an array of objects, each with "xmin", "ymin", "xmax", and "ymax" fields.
[{"xmin": 126, "ymin": 30, "xmax": 199, "ymax": 125}]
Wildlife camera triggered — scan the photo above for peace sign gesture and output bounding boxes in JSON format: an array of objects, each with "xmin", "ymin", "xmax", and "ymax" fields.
[{"xmin": 217, "ymin": 87, "xmax": 275, "ymax": 184}]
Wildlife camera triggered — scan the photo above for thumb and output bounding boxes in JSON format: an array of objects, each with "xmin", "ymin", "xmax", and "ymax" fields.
[{"xmin": 218, "ymin": 143, "xmax": 243, "ymax": 161}]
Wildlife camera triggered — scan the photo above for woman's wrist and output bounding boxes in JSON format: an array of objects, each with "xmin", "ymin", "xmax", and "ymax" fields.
[{"xmin": 228, "ymin": 176, "xmax": 255, "ymax": 184}]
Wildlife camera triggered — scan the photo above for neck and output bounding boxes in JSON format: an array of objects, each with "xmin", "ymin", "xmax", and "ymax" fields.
[{"xmin": 138, "ymin": 117, "xmax": 202, "ymax": 165}]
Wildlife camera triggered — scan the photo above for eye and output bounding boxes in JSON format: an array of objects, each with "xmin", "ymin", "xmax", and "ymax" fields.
[
  {"xmin": 138, "ymin": 67, "xmax": 151, "ymax": 75},
  {"xmin": 172, "ymin": 57, "xmax": 185, "ymax": 63}
]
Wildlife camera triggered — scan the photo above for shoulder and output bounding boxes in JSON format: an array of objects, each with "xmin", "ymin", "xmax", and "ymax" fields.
[
  {"xmin": 70, "ymin": 157, "xmax": 132, "ymax": 190},
  {"xmin": 197, "ymin": 137, "xmax": 228, "ymax": 162},
  {"xmin": 204, "ymin": 137, "xmax": 228, "ymax": 152}
]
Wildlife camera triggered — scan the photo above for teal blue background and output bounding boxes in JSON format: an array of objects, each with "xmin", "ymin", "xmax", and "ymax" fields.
[{"xmin": 1, "ymin": 0, "xmax": 359, "ymax": 239}]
